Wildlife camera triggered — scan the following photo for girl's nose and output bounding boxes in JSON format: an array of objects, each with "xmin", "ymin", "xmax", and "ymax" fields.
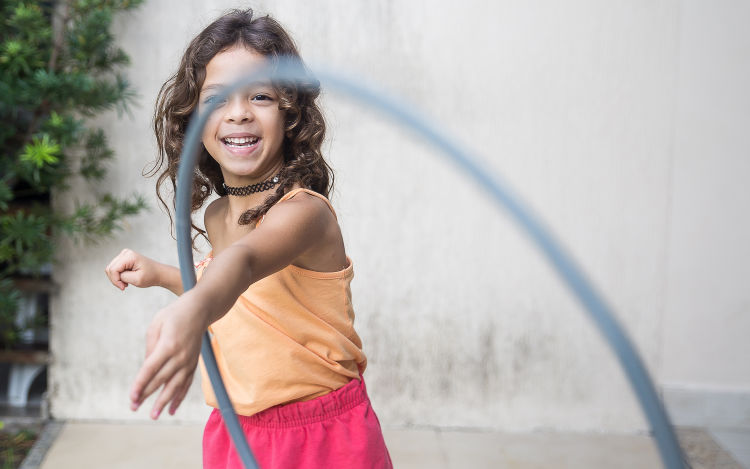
[{"xmin": 225, "ymin": 95, "xmax": 253, "ymax": 123}]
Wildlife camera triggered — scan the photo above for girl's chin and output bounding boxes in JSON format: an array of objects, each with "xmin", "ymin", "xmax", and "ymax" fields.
[{"xmin": 221, "ymin": 164, "xmax": 279, "ymax": 182}]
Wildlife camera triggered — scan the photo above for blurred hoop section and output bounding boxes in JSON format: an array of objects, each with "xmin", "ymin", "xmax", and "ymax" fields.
[{"xmin": 175, "ymin": 59, "xmax": 687, "ymax": 469}]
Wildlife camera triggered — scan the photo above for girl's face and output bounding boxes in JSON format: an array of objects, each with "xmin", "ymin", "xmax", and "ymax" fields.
[{"xmin": 199, "ymin": 45, "xmax": 285, "ymax": 185}]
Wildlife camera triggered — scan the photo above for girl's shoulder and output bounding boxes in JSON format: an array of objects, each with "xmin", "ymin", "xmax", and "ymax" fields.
[
  {"xmin": 259, "ymin": 189, "xmax": 346, "ymax": 273},
  {"xmin": 202, "ymin": 189, "xmax": 335, "ymax": 240},
  {"xmin": 269, "ymin": 188, "xmax": 336, "ymax": 218},
  {"xmin": 260, "ymin": 189, "xmax": 336, "ymax": 232}
]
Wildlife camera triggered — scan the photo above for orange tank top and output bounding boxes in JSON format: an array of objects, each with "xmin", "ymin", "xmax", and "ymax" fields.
[{"xmin": 196, "ymin": 188, "xmax": 367, "ymax": 416}]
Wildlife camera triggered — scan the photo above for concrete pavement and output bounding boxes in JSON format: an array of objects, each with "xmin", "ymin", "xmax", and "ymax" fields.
[{"xmin": 26, "ymin": 421, "xmax": 748, "ymax": 469}]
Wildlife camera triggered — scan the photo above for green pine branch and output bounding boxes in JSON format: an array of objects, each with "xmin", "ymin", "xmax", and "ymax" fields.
[{"xmin": 0, "ymin": 0, "xmax": 146, "ymax": 348}]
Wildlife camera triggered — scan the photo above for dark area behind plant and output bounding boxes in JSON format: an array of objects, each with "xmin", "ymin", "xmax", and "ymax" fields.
[{"xmin": 0, "ymin": 0, "xmax": 146, "ymax": 349}]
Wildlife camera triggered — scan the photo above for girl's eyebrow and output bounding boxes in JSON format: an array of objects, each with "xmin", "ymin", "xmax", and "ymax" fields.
[
  {"xmin": 200, "ymin": 84, "xmax": 224, "ymax": 93},
  {"xmin": 201, "ymin": 80, "xmax": 273, "ymax": 92}
]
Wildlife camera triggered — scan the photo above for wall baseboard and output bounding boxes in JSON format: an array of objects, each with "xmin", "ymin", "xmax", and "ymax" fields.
[{"xmin": 662, "ymin": 385, "xmax": 750, "ymax": 429}]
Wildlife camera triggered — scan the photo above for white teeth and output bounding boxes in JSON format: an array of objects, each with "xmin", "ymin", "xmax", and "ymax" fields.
[{"xmin": 223, "ymin": 136, "xmax": 259, "ymax": 146}]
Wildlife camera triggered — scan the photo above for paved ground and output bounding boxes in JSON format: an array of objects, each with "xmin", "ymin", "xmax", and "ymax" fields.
[{"xmin": 17, "ymin": 420, "xmax": 748, "ymax": 469}]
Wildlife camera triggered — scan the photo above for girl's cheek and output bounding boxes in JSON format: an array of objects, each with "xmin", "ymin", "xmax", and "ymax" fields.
[{"xmin": 201, "ymin": 117, "xmax": 220, "ymax": 140}]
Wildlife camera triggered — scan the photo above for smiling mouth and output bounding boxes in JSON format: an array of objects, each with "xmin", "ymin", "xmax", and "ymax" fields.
[{"xmin": 222, "ymin": 136, "xmax": 260, "ymax": 147}]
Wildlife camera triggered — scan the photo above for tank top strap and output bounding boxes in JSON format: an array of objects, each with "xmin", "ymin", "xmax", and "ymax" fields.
[
  {"xmin": 257, "ymin": 188, "xmax": 336, "ymax": 226},
  {"xmin": 279, "ymin": 188, "xmax": 337, "ymax": 217}
]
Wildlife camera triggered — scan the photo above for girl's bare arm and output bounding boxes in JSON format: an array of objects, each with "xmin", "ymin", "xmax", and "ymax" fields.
[
  {"xmin": 105, "ymin": 249, "xmax": 184, "ymax": 295},
  {"xmin": 129, "ymin": 193, "xmax": 335, "ymax": 418}
]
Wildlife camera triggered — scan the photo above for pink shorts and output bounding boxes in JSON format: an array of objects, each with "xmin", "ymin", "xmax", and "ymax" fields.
[{"xmin": 202, "ymin": 377, "xmax": 393, "ymax": 469}]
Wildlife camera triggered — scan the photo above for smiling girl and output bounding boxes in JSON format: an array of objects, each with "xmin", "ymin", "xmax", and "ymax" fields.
[{"xmin": 105, "ymin": 9, "xmax": 392, "ymax": 469}]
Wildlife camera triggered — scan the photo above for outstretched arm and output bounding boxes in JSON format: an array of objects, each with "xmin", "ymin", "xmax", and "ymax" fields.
[{"xmin": 129, "ymin": 193, "xmax": 334, "ymax": 419}]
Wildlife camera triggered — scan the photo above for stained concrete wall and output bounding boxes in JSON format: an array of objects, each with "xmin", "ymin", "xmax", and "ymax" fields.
[
  {"xmin": 660, "ymin": 0, "xmax": 750, "ymax": 428},
  {"xmin": 49, "ymin": 0, "xmax": 749, "ymax": 432}
]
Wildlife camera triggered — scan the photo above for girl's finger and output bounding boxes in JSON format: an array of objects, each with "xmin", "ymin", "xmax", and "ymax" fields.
[
  {"xmin": 129, "ymin": 345, "xmax": 172, "ymax": 406},
  {"xmin": 113, "ymin": 274, "xmax": 128, "ymax": 290},
  {"xmin": 150, "ymin": 369, "xmax": 188, "ymax": 419},
  {"xmin": 138, "ymin": 359, "xmax": 180, "ymax": 406},
  {"xmin": 119, "ymin": 270, "xmax": 139, "ymax": 286},
  {"xmin": 168, "ymin": 371, "xmax": 195, "ymax": 416},
  {"xmin": 105, "ymin": 255, "xmax": 128, "ymax": 290},
  {"xmin": 135, "ymin": 351, "xmax": 184, "ymax": 408}
]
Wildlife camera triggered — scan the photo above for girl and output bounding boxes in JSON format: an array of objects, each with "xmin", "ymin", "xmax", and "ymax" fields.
[{"xmin": 105, "ymin": 9, "xmax": 392, "ymax": 469}]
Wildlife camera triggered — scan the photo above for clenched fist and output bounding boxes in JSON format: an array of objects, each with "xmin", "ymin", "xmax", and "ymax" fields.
[{"xmin": 105, "ymin": 248, "xmax": 163, "ymax": 291}]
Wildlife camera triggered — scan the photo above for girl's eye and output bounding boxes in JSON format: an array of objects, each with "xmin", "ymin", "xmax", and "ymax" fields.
[
  {"xmin": 204, "ymin": 95, "xmax": 226, "ymax": 105},
  {"xmin": 252, "ymin": 94, "xmax": 271, "ymax": 102}
]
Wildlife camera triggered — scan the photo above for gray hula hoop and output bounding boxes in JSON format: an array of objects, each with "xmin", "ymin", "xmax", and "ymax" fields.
[{"xmin": 174, "ymin": 58, "xmax": 686, "ymax": 469}]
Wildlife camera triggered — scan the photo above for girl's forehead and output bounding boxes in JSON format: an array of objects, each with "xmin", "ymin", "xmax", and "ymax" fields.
[{"xmin": 202, "ymin": 46, "xmax": 270, "ymax": 89}]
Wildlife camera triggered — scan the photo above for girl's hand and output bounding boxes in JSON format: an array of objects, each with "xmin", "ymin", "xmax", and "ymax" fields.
[
  {"xmin": 129, "ymin": 292, "xmax": 207, "ymax": 418},
  {"xmin": 105, "ymin": 249, "xmax": 162, "ymax": 290}
]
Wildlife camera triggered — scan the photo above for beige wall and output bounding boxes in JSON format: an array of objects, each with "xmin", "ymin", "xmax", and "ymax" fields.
[{"xmin": 49, "ymin": 0, "xmax": 749, "ymax": 432}]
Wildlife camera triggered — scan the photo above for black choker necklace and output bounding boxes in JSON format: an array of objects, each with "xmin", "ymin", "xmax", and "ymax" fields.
[{"xmin": 222, "ymin": 174, "xmax": 280, "ymax": 196}]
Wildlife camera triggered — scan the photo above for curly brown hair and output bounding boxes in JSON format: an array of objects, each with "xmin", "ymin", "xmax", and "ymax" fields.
[{"xmin": 146, "ymin": 8, "xmax": 332, "ymax": 245}]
